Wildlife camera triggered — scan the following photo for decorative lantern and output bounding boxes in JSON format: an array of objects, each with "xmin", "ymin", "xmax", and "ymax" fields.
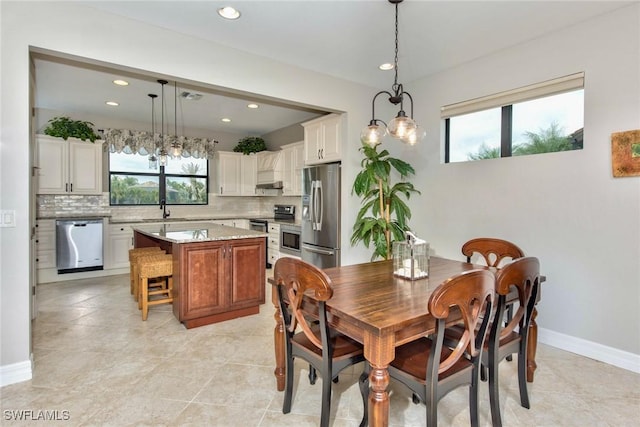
[{"xmin": 393, "ymin": 231, "xmax": 429, "ymax": 280}]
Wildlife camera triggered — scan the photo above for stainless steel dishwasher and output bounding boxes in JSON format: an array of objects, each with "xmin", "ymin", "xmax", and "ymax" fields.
[{"xmin": 56, "ymin": 218, "xmax": 104, "ymax": 274}]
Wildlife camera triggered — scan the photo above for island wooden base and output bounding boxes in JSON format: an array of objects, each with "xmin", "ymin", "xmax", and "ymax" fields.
[
  {"xmin": 182, "ymin": 305, "xmax": 260, "ymax": 329},
  {"xmin": 134, "ymin": 229, "xmax": 266, "ymax": 329}
]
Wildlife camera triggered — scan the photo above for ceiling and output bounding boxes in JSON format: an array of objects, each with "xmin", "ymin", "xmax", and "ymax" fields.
[{"xmin": 34, "ymin": 0, "xmax": 630, "ymax": 137}]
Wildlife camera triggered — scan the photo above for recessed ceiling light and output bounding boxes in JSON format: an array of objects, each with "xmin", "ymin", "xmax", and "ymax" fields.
[
  {"xmin": 221, "ymin": 118, "xmax": 232, "ymax": 123},
  {"xmin": 247, "ymin": 103, "xmax": 259, "ymax": 109},
  {"xmin": 218, "ymin": 6, "xmax": 240, "ymax": 20},
  {"xmin": 105, "ymin": 101, "xmax": 119, "ymax": 106},
  {"xmin": 379, "ymin": 63, "xmax": 394, "ymax": 71},
  {"xmin": 113, "ymin": 79, "xmax": 129, "ymax": 86}
]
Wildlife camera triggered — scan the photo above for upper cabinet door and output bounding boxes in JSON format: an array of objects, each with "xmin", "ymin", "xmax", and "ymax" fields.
[
  {"xmin": 69, "ymin": 139, "xmax": 103, "ymax": 194},
  {"xmin": 213, "ymin": 151, "xmax": 242, "ymax": 196},
  {"xmin": 302, "ymin": 113, "xmax": 342, "ymax": 165},
  {"xmin": 36, "ymin": 136, "xmax": 68, "ymax": 194},
  {"xmin": 36, "ymin": 135, "xmax": 103, "ymax": 195}
]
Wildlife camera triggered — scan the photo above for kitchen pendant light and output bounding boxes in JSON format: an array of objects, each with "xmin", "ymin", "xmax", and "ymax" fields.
[
  {"xmin": 148, "ymin": 93, "xmax": 158, "ymax": 169},
  {"xmin": 158, "ymin": 79, "xmax": 169, "ymax": 166},
  {"xmin": 361, "ymin": 0, "xmax": 423, "ymax": 147},
  {"xmin": 171, "ymin": 81, "xmax": 183, "ymax": 158}
]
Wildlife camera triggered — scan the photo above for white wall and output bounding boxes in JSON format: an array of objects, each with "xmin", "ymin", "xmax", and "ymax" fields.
[
  {"xmin": 403, "ymin": 3, "xmax": 640, "ymax": 359},
  {"xmin": 2, "ymin": 1, "xmax": 638, "ymax": 386},
  {"xmin": 0, "ymin": 1, "xmax": 372, "ymax": 384}
]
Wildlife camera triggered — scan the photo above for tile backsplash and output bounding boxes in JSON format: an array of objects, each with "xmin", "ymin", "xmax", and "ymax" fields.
[{"xmin": 37, "ymin": 193, "xmax": 301, "ymax": 221}]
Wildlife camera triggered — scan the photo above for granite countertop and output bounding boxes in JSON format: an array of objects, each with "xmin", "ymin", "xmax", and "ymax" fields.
[
  {"xmin": 110, "ymin": 217, "xmax": 222, "ymax": 224},
  {"xmin": 131, "ymin": 222, "xmax": 268, "ymax": 244}
]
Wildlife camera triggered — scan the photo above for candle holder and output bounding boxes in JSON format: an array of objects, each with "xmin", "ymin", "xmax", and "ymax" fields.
[{"xmin": 393, "ymin": 233, "xmax": 429, "ymax": 280}]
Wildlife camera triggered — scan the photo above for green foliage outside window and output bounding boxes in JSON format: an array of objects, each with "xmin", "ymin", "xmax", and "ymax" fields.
[{"xmin": 467, "ymin": 122, "xmax": 580, "ymax": 160}]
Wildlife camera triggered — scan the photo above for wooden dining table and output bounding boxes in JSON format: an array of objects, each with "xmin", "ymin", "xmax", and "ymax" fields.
[{"xmin": 270, "ymin": 256, "xmax": 542, "ymax": 427}]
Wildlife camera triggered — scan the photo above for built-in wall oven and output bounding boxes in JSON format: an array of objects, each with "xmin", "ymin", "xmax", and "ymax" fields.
[{"xmin": 279, "ymin": 223, "xmax": 301, "ymax": 257}]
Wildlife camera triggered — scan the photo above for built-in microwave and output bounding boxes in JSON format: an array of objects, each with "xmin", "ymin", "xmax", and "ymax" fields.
[{"xmin": 280, "ymin": 223, "xmax": 301, "ymax": 257}]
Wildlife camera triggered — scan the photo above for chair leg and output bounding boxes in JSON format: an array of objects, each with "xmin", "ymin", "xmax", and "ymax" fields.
[
  {"xmin": 320, "ymin": 374, "xmax": 332, "ymax": 427},
  {"xmin": 518, "ymin": 350, "xmax": 530, "ymax": 409},
  {"xmin": 488, "ymin": 355, "xmax": 503, "ymax": 427},
  {"xmin": 141, "ymin": 277, "xmax": 149, "ymax": 321},
  {"xmin": 470, "ymin": 364, "xmax": 480, "ymax": 427},
  {"xmin": 425, "ymin": 387, "xmax": 438, "ymax": 427},
  {"xmin": 308, "ymin": 364, "xmax": 317, "ymax": 385},
  {"xmin": 283, "ymin": 354, "xmax": 294, "ymax": 414}
]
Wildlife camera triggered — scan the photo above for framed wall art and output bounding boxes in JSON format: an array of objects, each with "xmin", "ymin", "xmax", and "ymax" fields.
[{"xmin": 611, "ymin": 129, "xmax": 640, "ymax": 177}]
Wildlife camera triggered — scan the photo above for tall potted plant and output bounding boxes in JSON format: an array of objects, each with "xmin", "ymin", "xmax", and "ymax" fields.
[{"xmin": 351, "ymin": 144, "xmax": 420, "ymax": 261}]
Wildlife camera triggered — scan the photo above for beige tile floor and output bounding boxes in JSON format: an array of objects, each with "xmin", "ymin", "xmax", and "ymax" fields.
[{"xmin": 1, "ymin": 273, "xmax": 639, "ymax": 426}]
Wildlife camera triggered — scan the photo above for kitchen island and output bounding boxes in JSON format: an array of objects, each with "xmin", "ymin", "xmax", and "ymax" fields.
[{"xmin": 132, "ymin": 222, "xmax": 267, "ymax": 328}]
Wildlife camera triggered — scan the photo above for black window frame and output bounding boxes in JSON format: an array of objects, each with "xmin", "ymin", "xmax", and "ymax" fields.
[{"xmin": 109, "ymin": 157, "xmax": 209, "ymax": 206}]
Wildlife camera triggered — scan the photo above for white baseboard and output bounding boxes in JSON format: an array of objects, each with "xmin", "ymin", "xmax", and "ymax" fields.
[
  {"xmin": 0, "ymin": 358, "xmax": 33, "ymax": 387},
  {"xmin": 538, "ymin": 327, "xmax": 640, "ymax": 374}
]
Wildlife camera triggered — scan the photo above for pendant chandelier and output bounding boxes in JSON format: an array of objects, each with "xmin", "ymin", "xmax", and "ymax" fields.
[
  {"xmin": 157, "ymin": 79, "xmax": 169, "ymax": 166},
  {"xmin": 171, "ymin": 81, "xmax": 183, "ymax": 157},
  {"xmin": 148, "ymin": 93, "xmax": 158, "ymax": 169},
  {"xmin": 361, "ymin": 0, "xmax": 424, "ymax": 147}
]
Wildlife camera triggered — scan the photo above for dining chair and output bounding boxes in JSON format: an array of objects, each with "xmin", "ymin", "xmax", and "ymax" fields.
[
  {"xmin": 462, "ymin": 237, "xmax": 524, "ymax": 268},
  {"xmin": 485, "ymin": 256, "xmax": 540, "ymax": 427},
  {"xmin": 462, "ymin": 237, "xmax": 525, "ymax": 362},
  {"xmin": 361, "ymin": 269, "xmax": 495, "ymax": 427},
  {"xmin": 273, "ymin": 257, "xmax": 366, "ymax": 427}
]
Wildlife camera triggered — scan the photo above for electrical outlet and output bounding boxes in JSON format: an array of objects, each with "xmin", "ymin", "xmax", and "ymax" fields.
[{"xmin": 0, "ymin": 210, "xmax": 16, "ymax": 227}]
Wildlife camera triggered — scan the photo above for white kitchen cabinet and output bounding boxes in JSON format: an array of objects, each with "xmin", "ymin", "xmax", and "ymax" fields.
[
  {"xmin": 241, "ymin": 154, "xmax": 258, "ymax": 196},
  {"xmin": 281, "ymin": 141, "xmax": 304, "ymax": 196},
  {"xmin": 302, "ymin": 114, "xmax": 342, "ymax": 165},
  {"xmin": 212, "ymin": 219, "xmax": 236, "ymax": 227},
  {"xmin": 268, "ymin": 223, "xmax": 281, "ymax": 264},
  {"xmin": 213, "ymin": 151, "xmax": 264, "ymax": 196},
  {"xmin": 36, "ymin": 135, "xmax": 103, "ymax": 195},
  {"xmin": 35, "ymin": 219, "xmax": 56, "ymax": 270},
  {"xmin": 213, "ymin": 151, "xmax": 242, "ymax": 196},
  {"xmin": 106, "ymin": 224, "xmax": 134, "ymax": 269}
]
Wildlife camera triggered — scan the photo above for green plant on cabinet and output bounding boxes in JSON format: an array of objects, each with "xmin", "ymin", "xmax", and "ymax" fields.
[
  {"xmin": 43, "ymin": 116, "xmax": 100, "ymax": 142},
  {"xmin": 233, "ymin": 136, "xmax": 267, "ymax": 155},
  {"xmin": 351, "ymin": 144, "xmax": 420, "ymax": 261}
]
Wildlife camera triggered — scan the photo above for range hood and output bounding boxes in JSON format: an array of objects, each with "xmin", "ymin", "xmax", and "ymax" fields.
[
  {"xmin": 256, "ymin": 180, "xmax": 283, "ymax": 189},
  {"xmin": 256, "ymin": 151, "xmax": 283, "ymax": 190}
]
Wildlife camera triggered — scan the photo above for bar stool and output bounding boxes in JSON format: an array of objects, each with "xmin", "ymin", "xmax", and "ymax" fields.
[
  {"xmin": 137, "ymin": 254, "xmax": 174, "ymax": 321},
  {"xmin": 129, "ymin": 247, "xmax": 164, "ymax": 301}
]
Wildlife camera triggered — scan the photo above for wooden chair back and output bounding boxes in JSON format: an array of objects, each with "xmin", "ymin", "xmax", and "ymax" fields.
[
  {"xmin": 428, "ymin": 269, "xmax": 495, "ymax": 375},
  {"xmin": 462, "ymin": 237, "xmax": 524, "ymax": 268},
  {"xmin": 492, "ymin": 256, "xmax": 540, "ymax": 342},
  {"xmin": 273, "ymin": 257, "xmax": 333, "ymax": 350}
]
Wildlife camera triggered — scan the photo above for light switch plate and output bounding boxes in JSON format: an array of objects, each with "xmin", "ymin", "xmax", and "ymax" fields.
[{"xmin": 0, "ymin": 210, "xmax": 16, "ymax": 227}]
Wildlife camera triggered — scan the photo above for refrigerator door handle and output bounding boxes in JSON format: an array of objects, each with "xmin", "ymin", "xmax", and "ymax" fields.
[
  {"xmin": 312, "ymin": 180, "xmax": 322, "ymax": 231},
  {"xmin": 302, "ymin": 244, "xmax": 334, "ymax": 256},
  {"xmin": 316, "ymin": 180, "xmax": 323, "ymax": 231},
  {"xmin": 309, "ymin": 180, "xmax": 316, "ymax": 230}
]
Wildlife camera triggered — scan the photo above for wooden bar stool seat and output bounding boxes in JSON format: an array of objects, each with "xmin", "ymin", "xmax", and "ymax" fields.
[
  {"xmin": 137, "ymin": 254, "xmax": 174, "ymax": 321},
  {"xmin": 129, "ymin": 247, "xmax": 165, "ymax": 301}
]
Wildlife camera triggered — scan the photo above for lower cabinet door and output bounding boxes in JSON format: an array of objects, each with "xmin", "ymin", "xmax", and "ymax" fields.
[
  {"xmin": 229, "ymin": 238, "xmax": 266, "ymax": 307},
  {"xmin": 179, "ymin": 241, "xmax": 227, "ymax": 320}
]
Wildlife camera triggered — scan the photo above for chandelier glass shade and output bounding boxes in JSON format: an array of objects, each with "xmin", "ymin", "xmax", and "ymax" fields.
[{"xmin": 361, "ymin": 0, "xmax": 424, "ymax": 147}]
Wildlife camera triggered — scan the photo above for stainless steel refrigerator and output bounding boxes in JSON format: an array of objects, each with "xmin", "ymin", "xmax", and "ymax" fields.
[{"xmin": 301, "ymin": 163, "xmax": 341, "ymax": 268}]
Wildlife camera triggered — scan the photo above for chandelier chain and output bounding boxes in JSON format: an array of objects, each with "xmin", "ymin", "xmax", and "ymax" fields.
[{"xmin": 393, "ymin": 1, "xmax": 399, "ymax": 90}]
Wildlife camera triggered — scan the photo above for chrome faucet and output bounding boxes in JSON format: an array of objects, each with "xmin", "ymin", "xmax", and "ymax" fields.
[{"xmin": 160, "ymin": 198, "xmax": 170, "ymax": 219}]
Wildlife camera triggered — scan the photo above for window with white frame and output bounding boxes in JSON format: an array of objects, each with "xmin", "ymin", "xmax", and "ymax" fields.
[
  {"xmin": 109, "ymin": 152, "xmax": 208, "ymax": 206},
  {"xmin": 443, "ymin": 73, "xmax": 584, "ymax": 163}
]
